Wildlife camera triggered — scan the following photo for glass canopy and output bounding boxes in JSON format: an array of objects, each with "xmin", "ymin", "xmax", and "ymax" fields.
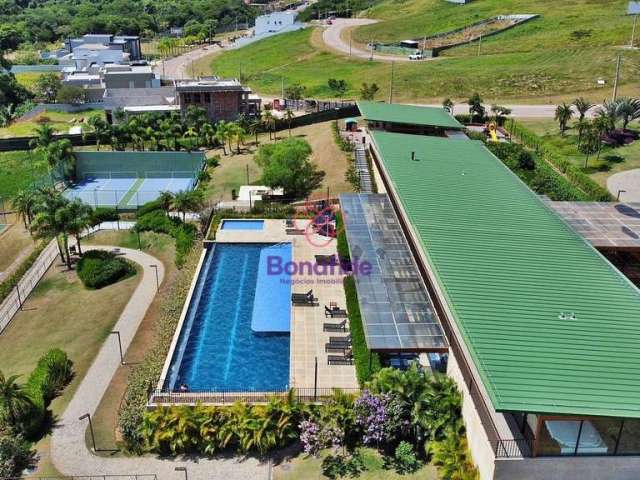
[{"xmin": 340, "ymin": 193, "xmax": 447, "ymax": 352}]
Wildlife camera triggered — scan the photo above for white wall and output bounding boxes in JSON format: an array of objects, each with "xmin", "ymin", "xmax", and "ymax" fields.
[{"xmin": 255, "ymin": 12, "xmax": 296, "ymax": 35}]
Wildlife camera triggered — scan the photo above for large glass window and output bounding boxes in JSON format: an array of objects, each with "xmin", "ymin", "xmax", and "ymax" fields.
[
  {"xmin": 538, "ymin": 420, "xmax": 582, "ymax": 456},
  {"xmin": 537, "ymin": 418, "xmax": 622, "ymax": 456}
]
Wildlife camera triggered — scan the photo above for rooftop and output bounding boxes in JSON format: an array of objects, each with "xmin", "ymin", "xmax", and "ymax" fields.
[
  {"xmin": 357, "ymin": 101, "xmax": 463, "ymax": 130},
  {"xmin": 372, "ymin": 130, "xmax": 640, "ymax": 419},
  {"xmin": 176, "ymin": 78, "xmax": 250, "ymax": 92},
  {"xmin": 340, "ymin": 193, "xmax": 447, "ymax": 352}
]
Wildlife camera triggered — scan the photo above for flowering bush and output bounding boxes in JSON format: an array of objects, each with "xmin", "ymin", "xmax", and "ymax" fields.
[
  {"xmin": 299, "ymin": 419, "xmax": 342, "ymax": 456},
  {"xmin": 354, "ymin": 390, "xmax": 388, "ymax": 446}
]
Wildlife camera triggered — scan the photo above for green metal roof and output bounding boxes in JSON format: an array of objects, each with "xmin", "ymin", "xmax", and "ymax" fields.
[
  {"xmin": 372, "ymin": 131, "xmax": 640, "ymax": 418},
  {"xmin": 357, "ymin": 101, "xmax": 463, "ymax": 129}
]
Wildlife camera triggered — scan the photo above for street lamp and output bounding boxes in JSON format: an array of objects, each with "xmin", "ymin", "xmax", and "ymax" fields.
[
  {"xmin": 175, "ymin": 466, "xmax": 188, "ymax": 480},
  {"xmin": 110, "ymin": 331, "xmax": 125, "ymax": 365},
  {"xmin": 617, "ymin": 189, "xmax": 627, "ymax": 201},
  {"xmin": 79, "ymin": 413, "xmax": 97, "ymax": 451},
  {"xmin": 150, "ymin": 264, "xmax": 159, "ymax": 291}
]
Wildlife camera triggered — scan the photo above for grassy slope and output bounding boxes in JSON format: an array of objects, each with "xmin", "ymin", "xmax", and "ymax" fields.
[
  {"xmin": 210, "ymin": 0, "xmax": 640, "ymax": 101},
  {"xmin": 518, "ymin": 118, "xmax": 640, "ymax": 187},
  {"xmin": 0, "ymin": 150, "xmax": 49, "ymax": 200},
  {"xmin": 0, "ymin": 109, "xmax": 105, "ymax": 138}
]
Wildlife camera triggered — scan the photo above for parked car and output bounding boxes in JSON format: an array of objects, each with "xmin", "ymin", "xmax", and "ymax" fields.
[{"xmin": 408, "ymin": 52, "xmax": 424, "ymax": 60}]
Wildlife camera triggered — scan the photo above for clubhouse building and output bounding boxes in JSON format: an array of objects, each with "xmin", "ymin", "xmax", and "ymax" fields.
[{"xmin": 346, "ymin": 102, "xmax": 640, "ymax": 479}]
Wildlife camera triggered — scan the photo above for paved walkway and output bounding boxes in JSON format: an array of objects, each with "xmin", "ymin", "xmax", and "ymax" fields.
[
  {"xmin": 50, "ymin": 246, "xmax": 268, "ymax": 480},
  {"xmin": 607, "ymin": 169, "xmax": 640, "ymax": 202}
]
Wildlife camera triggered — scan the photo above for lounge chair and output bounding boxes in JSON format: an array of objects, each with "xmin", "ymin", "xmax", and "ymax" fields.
[
  {"xmin": 323, "ymin": 319, "xmax": 348, "ymax": 332},
  {"xmin": 327, "ymin": 349, "xmax": 354, "ymax": 365},
  {"xmin": 286, "ymin": 228, "xmax": 305, "ymax": 235},
  {"xmin": 326, "ymin": 342, "xmax": 351, "ymax": 353},
  {"xmin": 325, "ymin": 305, "xmax": 348, "ymax": 318},
  {"xmin": 315, "ymin": 254, "xmax": 337, "ymax": 265},
  {"xmin": 292, "ymin": 291, "xmax": 318, "ymax": 306},
  {"xmin": 329, "ymin": 335, "xmax": 351, "ymax": 345}
]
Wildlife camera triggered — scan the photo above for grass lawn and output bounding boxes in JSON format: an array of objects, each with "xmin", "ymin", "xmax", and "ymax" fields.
[
  {"xmin": 14, "ymin": 71, "xmax": 47, "ymax": 91},
  {"xmin": 209, "ymin": 0, "xmax": 640, "ymax": 102},
  {"xmin": 0, "ymin": 109, "xmax": 105, "ymax": 138},
  {"xmin": 0, "ymin": 255, "xmax": 141, "ymax": 475},
  {"xmin": 0, "ymin": 150, "xmax": 50, "ymax": 200},
  {"xmin": 517, "ymin": 118, "xmax": 640, "ymax": 187},
  {"xmin": 0, "ymin": 214, "xmax": 35, "ymax": 278},
  {"xmin": 204, "ymin": 120, "xmax": 354, "ymax": 202},
  {"xmin": 84, "ymin": 230, "xmax": 177, "ymax": 454},
  {"xmin": 273, "ymin": 448, "xmax": 439, "ymax": 480}
]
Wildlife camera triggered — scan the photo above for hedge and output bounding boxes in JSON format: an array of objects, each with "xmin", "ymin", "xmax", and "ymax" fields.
[
  {"xmin": 509, "ymin": 121, "xmax": 613, "ymax": 201},
  {"xmin": 344, "ymin": 276, "xmax": 381, "ymax": 386},
  {"xmin": 335, "ymin": 211, "xmax": 351, "ymax": 264},
  {"xmin": 89, "ymin": 207, "xmax": 119, "ymax": 226},
  {"xmin": 23, "ymin": 349, "xmax": 73, "ymax": 438},
  {"xmin": 135, "ymin": 210, "xmax": 197, "ymax": 267},
  {"xmin": 0, "ymin": 240, "xmax": 49, "ymax": 305},
  {"xmin": 118, "ymin": 248, "xmax": 202, "ymax": 452},
  {"xmin": 77, "ymin": 250, "xmax": 136, "ymax": 289}
]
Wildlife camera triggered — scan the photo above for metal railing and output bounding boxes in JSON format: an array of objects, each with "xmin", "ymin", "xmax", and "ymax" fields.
[
  {"xmin": 150, "ymin": 387, "xmax": 361, "ymax": 405},
  {"xmin": 0, "ymin": 239, "xmax": 59, "ymax": 334}
]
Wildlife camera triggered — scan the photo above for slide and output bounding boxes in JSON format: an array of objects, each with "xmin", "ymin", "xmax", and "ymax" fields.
[{"xmin": 488, "ymin": 123, "xmax": 499, "ymax": 142}]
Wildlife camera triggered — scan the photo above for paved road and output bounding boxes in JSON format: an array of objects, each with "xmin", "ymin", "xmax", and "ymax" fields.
[
  {"xmin": 607, "ymin": 169, "xmax": 640, "ymax": 202},
  {"xmin": 50, "ymin": 246, "xmax": 268, "ymax": 480},
  {"xmin": 154, "ymin": 45, "xmax": 223, "ymax": 79}
]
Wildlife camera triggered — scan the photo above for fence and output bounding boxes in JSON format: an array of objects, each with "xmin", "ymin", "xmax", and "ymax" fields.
[
  {"xmin": 0, "ymin": 133, "xmax": 96, "ymax": 152},
  {"xmin": 274, "ymin": 104, "xmax": 359, "ymax": 132},
  {"xmin": 150, "ymin": 387, "xmax": 361, "ymax": 405},
  {"xmin": 0, "ymin": 239, "xmax": 59, "ymax": 334}
]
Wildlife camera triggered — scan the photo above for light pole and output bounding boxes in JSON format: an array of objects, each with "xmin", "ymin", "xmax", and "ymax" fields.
[
  {"xmin": 136, "ymin": 228, "xmax": 141, "ymax": 250},
  {"xmin": 175, "ymin": 466, "xmax": 188, "ymax": 480},
  {"xmin": 150, "ymin": 264, "xmax": 159, "ymax": 291},
  {"xmin": 110, "ymin": 331, "xmax": 125, "ymax": 365},
  {"xmin": 617, "ymin": 189, "xmax": 627, "ymax": 201},
  {"xmin": 79, "ymin": 413, "xmax": 97, "ymax": 451}
]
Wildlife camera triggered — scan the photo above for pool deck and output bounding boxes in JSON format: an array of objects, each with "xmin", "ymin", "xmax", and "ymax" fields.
[
  {"xmin": 215, "ymin": 217, "xmax": 358, "ymax": 391},
  {"xmin": 289, "ymin": 224, "xmax": 359, "ymax": 391}
]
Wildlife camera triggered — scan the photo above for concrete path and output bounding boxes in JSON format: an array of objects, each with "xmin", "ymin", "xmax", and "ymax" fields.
[
  {"xmin": 154, "ymin": 45, "xmax": 223, "ymax": 79},
  {"xmin": 50, "ymin": 246, "xmax": 268, "ymax": 480},
  {"xmin": 608, "ymin": 169, "xmax": 640, "ymax": 202}
]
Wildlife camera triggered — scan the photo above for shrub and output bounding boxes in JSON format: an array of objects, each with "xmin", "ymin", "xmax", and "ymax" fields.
[
  {"xmin": 89, "ymin": 207, "xmax": 119, "ymax": 226},
  {"xmin": 344, "ymin": 276, "xmax": 381, "ymax": 385},
  {"xmin": 135, "ymin": 210, "xmax": 197, "ymax": 267},
  {"xmin": 393, "ymin": 441, "xmax": 421, "ymax": 474},
  {"xmin": 335, "ymin": 211, "xmax": 350, "ymax": 263},
  {"xmin": 427, "ymin": 429, "xmax": 478, "ymax": 480},
  {"xmin": 206, "ymin": 155, "xmax": 220, "ymax": 167},
  {"xmin": 322, "ymin": 451, "xmax": 365, "ymax": 479},
  {"xmin": 137, "ymin": 199, "xmax": 163, "ymax": 216},
  {"xmin": 0, "ymin": 428, "xmax": 34, "ymax": 478},
  {"xmin": 77, "ymin": 250, "xmax": 135, "ymax": 289}
]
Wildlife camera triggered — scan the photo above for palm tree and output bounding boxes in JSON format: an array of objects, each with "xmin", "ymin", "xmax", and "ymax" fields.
[
  {"xmin": 30, "ymin": 190, "xmax": 73, "ymax": 268},
  {"xmin": 262, "ymin": 110, "xmax": 275, "ymax": 141},
  {"xmin": 284, "ymin": 109, "xmax": 295, "ymax": 136},
  {"xmin": 596, "ymin": 101, "xmax": 620, "ymax": 134},
  {"xmin": 215, "ymin": 120, "xmax": 231, "ymax": 155},
  {"xmin": 575, "ymin": 117, "xmax": 590, "ymax": 145},
  {"xmin": 442, "ymin": 98, "xmax": 454, "ymax": 113},
  {"xmin": 29, "ymin": 123, "xmax": 56, "ymax": 151},
  {"xmin": 157, "ymin": 191, "xmax": 174, "ymax": 217},
  {"xmin": 65, "ymin": 199, "xmax": 93, "ymax": 255},
  {"xmin": 184, "ymin": 127, "xmax": 198, "ymax": 151},
  {"xmin": 248, "ymin": 118, "xmax": 261, "ymax": 145},
  {"xmin": 86, "ymin": 116, "xmax": 110, "ymax": 151},
  {"xmin": 11, "ymin": 188, "xmax": 38, "ymax": 229},
  {"xmin": 171, "ymin": 190, "xmax": 203, "ymax": 222},
  {"xmin": 573, "ymin": 97, "xmax": 594, "ymax": 122},
  {"xmin": 427, "ymin": 428, "xmax": 476, "ymax": 480},
  {"xmin": 229, "ymin": 123, "xmax": 246, "ymax": 154},
  {"xmin": 615, "ymin": 97, "xmax": 640, "ymax": 130},
  {"xmin": 46, "ymin": 139, "xmax": 76, "ymax": 180},
  {"xmin": 554, "ymin": 103, "xmax": 573, "ymax": 136},
  {"xmin": 201, "ymin": 122, "xmax": 216, "ymax": 148},
  {"xmin": 0, "ymin": 371, "xmax": 33, "ymax": 427}
]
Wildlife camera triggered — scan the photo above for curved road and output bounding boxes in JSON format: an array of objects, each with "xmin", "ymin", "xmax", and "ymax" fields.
[{"xmin": 50, "ymin": 246, "xmax": 268, "ymax": 480}]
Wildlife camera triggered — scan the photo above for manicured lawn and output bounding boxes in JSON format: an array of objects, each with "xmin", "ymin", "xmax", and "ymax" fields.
[
  {"xmin": 203, "ymin": 121, "xmax": 354, "ymax": 202},
  {"xmin": 273, "ymin": 448, "xmax": 439, "ymax": 480},
  {"xmin": 0, "ymin": 109, "xmax": 105, "ymax": 138},
  {"xmin": 517, "ymin": 118, "xmax": 640, "ymax": 187},
  {"xmin": 0, "ymin": 150, "xmax": 50, "ymax": 200},
  {"xmin": 0, "ymin": 256, "xmax": 141, "ymax": 475},
  {"xmin": 14, "ymin": 71, "xmax": 47, "ymax": 91},
  {"xmin": 0, "ymin": 215, "xmax": 34, "ymax": 277},
  {"xmin": 84, "ymin": 230, "xmax": 177, "ymax": 454},
  {"xmin": 209, "ymin": 0, "xmax": 640, "ymax": 102}
]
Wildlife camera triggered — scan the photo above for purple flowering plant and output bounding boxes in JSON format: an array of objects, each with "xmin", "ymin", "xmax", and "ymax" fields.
[{"xmin": 354, "ymin": 390, "xmax": 389, "ymax": 446}]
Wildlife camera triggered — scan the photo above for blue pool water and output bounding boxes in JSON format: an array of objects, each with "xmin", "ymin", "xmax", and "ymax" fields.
[
  {"xmin": 166, "ymin": 243, "xmax": 291, "ymax": 392},
  {"xmin": 221, "ymin": 219, "xmax": 265, "ymax": 230}
]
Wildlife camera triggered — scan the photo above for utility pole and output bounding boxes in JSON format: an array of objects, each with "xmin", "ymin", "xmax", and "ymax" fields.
[
  {"xmin": 369, "ymin": 38, "xmax": 373, "ymax": 61},
  {"xmin": 388, "ymin": 61, "xmax": 394, "ymax": 104},
  {"xmin": 281, "ymin": 75, "xmax": 285, "ymax": 99},
  {"xmin": 477, "ymin": 33, "xmax": 482, "ymax": 56},
  {"xmin": 349, "ymin": 31, "xmax": 352, "ymax": 57},
  {"xmin": 612, "ymin": 54, "xmax": 622, "ymax": 101},
  {"xmin": 631, "ymin": 15, "xmax": 638, "ymax": 48}
]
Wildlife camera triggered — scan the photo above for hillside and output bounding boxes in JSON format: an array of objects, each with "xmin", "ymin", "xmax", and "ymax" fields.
[{"xmin": 208, "ymin": 0, "xmax": 640, "ymax": 102}]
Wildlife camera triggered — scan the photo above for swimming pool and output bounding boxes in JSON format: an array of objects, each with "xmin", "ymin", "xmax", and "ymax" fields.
[
  {"xmin": 165, "ymin": 243, "xmax": 291, "ymax": 392},
  {"xmin": 221, "ymin": 219, "xmax": 265, "ymax": 230}
]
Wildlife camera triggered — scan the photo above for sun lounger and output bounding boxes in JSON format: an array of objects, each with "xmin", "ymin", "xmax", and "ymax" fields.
[
  {"xmin": 327, "ymin": 349, "xmax": 354, "ymax": 365},
  {"xmin": 315, "ymin": 254, "xmax": 337, "ymax": 265},
  {"xmin": 325, "ymin": 342, "xmax": 351, "ymax": 353},
  {"xmin": 325, "ymin": 305, "xmax": 348, "ymax": 318},
  {"xmin": 329, "ymin": 335, "xmax": 351, "ymax": 344},
  {"xmin": 286, "ymin": 228, "xmax": 305, "ymax": 235},
  {"xmin": 292, "ymin": 291, "xmax": 318, "ymax": 306},
  {"xmin": 323, "ymin": 319, "xmax": 348, "ymax": 332}
]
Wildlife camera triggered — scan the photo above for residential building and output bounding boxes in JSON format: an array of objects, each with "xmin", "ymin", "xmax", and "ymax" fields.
[
  {"xmin": 176, "ymin": 78, "xmax": 261, "ymax": 122},
  {"xmin": 101, "ymin": 64, "xmax": 161, "ymax": 89},
  {"xmin": 65, "ymin": 34, "xmax": 142, "ymax": 61},
  {"xmin": 342, "ymin": 103, "xmax": 640, "ymax": 479},
  {"xmin": 103, "ymin": 87, "xmax": 179, "ymax": 123}
]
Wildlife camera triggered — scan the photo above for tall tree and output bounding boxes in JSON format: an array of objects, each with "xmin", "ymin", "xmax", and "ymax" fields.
[
  {"xmin": 284, "ymin": 109, "xmax": 295, "ymax": 136},
  {"xmin": 573, "ymin": 97, "xmax": 594, "ymax": 122},
  {"xmin": 554, "ymin": 103, "xmax": 573, "ymax": 136},
  {"xmin": 30, "ymin": 190, "xmax": 73, "ymax": 267},
  {"xmin": 0, "ymin": 371, "xmax": 33, "ymax": 427},
  {"xmin": 171, "ymin": 190, "xmax": 203, "ymax": 222},
  {"xmin": 29, "ymin": 123, "xmax": 55, "ymax": 151},
  {"xmin": 64, "ymin": 198, "xmax": 93, "ymax": 255},
  {"xmin": 615, "ymin": 98, "xmax": 640, "ymax": 130},
  {"xmin": 467, "ymin": 93, "xmax": 485, "ymax": 123},
  {"xmin": 360, "ymin": 83, "xmax": 380, "ymax": 101}
]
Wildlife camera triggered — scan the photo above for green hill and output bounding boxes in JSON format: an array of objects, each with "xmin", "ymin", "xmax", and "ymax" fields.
[{"xmin": 209, "ymin": 0, "xmax": 640, "ymax": 102}]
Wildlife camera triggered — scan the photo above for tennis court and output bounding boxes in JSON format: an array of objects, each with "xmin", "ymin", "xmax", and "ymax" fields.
[{"xmin": 64, "ymin": 151, "xmax": 205, "ymax": 209}]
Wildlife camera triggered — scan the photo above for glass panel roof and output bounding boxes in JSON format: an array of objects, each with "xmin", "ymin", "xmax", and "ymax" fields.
[{"xmin": 340, "ymin": 193, "xmax": 447, "ymax": 352}]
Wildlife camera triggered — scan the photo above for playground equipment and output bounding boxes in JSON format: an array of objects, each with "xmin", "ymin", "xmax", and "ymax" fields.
[{"xmin": 488, "ymin": 122, "xmax": 499, "ymax": 142}]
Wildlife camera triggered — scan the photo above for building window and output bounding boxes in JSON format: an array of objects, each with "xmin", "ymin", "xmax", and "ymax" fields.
[
  {"xmin": 537, "ymin": 418, "xmax": 622, "ymax": 456},
  {"xmin": 615, "ymin": 419, "xmax": 640, "ymax": 454}
]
